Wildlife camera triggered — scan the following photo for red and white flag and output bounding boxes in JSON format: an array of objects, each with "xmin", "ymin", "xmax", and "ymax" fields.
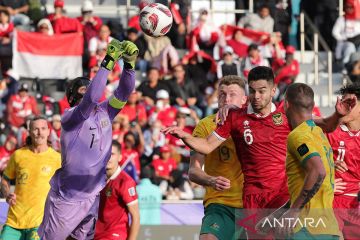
[
  {"xmin": 13, "ymin": 30, "xmax": 83, "ymax": 79},
  {"xmin": 220, "ymin": 24, "xmax": 270, "ymax": 45}
]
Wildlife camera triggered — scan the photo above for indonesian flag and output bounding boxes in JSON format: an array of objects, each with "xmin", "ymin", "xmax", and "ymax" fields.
[
  {"xmin": 13, "ymin": 30, "xmax": 83, "ymax": 79},
  {"xmin": 220, "ymin": 24, "xmax": 270, "ymax": 45}
]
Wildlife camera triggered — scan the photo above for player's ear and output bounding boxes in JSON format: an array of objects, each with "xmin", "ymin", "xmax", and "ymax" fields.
[
  {"xmin": 241, "ymin": 95, "xmax": 247, "ymax": 105},
  {"xmin": 270, "ymin": 83, "xmax": 276, "ymax": 97}
]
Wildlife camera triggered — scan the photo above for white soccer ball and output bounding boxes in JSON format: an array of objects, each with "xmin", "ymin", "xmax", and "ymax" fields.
[{"xmin": 139, "ymin": 3, "xmax": 173, "ymax": 37}]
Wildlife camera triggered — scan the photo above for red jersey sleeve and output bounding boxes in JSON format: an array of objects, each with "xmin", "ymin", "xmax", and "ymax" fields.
[
  {"xmin": 213, "ymin": 110, "xmax": 234, "ymax": 140},
  {"xmin": 119, "ymin": 173, "xmax": 138, "ymax": 205}
]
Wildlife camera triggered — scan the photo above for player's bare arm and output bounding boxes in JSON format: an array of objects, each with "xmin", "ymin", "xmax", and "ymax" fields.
[
  {"xmin": 314, "ymin": 95, "xmax": 357, "ymax": 132},
  {"xmin": 162, "ymin": 126, "xmax": 224, "ymax": 154},
  {"xmin": 276, "ymin": 156, "xmax": 326, "ymax": 238},
  {"xmin": 1, "ymin": 177, "xmax": 16, "ymax": 206},
  {"xmin": 189, "ymin": 151, "xmax": 231, "ymax": 191},
  {"xmin": 127, "ymin": 202, "xmax": 140, "ymax": 240}
]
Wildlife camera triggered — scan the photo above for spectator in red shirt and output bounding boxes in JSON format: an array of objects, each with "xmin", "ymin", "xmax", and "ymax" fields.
[
  {"xmin": 0, "ymin": 10, "xmax": 13, "ymax": 39},
  {"xmin": 119, "ymin": 91, "xmax": 147, "ymax": 127},
  {"xmin": 50, "ymin": 0, "xmax": 83, "ymax": 34},
  {"xmin": 273, "ymin": 45, "xmax": 299, "ymax": 101},
  {"xmin": 57, "ymin": 95, "xmax": 70, "ymax": 115},
  {"xmin": 94, "ymin": 140, "xmax": 140, "ymax": 240},
  {"xmin": 152, "ymin": 145, "xmax": 177, "ymax": 181},
  {"xmin": 149, "ymin": 89, "xmax": 178, "ymax": 128},
  {"xmin": 47, "ymin": 0, "xmax": 65, "ymax": 24},
  {"xmin": 6, "ymin": 83, "xmax": 40, "ymax": 130},
  {"xmin": 77, "ymin": 0, "xmax": 102, "ymax": 47},
  {"xmin": 0, "ymin": 134, "xmax": 17, "ymax": 172}
]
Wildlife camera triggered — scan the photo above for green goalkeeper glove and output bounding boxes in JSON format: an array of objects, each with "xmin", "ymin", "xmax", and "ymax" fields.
[
  {"xmin": 120, "ymin": 40, "xmax": 139, "ymax": 70},
  {"xmin": 101, "ymin": 39, "xmax": 123, "ymax": 71}
]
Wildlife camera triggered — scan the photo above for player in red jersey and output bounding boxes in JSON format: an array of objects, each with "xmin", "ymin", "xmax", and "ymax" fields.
[
  {"xmin": 163, "ymin": 66, "xmax": 355, "ymax": 235},
  {"xmin": 327, "ymin": 83, "xmax": 360, "ymax": 240},
  {"xmin": 94, "ymin": 140, "xmax": 140, "ymax": 240}
]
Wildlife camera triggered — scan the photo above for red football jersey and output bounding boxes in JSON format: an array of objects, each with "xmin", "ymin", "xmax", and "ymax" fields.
[
  {"xmin": 327, "ymin": 125, "xmax": 360, "ymax": 195},
  {"xmin": 152, "ymin": 158, "xmax": 177, "ymax": 178},
  {"xmin": 94, "ymin": 168, "xmax": 138, "ymax": 240},
  {"xmin": 214, "ymin": 104, "xmax": 290, "ymax": 194}
]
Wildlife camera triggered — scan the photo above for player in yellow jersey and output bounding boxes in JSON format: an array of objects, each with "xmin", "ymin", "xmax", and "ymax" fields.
[
  {"xmin": 0, "ymin": 116, "xmax": 61, "ymax": 240},
  {"xmin": 274, "ymin": 83, "xmax": 340, "ymax": 239},
  {"xmin": 189, "ymin": 75, "xmax": 247, "ymax": 240}
]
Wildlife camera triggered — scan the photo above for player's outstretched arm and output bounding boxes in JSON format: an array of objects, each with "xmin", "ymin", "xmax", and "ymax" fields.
[
  {"xmin": 63, "ymin": 39, "xmax": 123, "ymax": 129},
  {"xmin": 189, "ymin": 151, "xmax": 230, "ymax": 191},
  {"xmin": 107, "ymin": 41, "xmax": 138, "ymax": 120},
  {"xmin": 162, "ymin": 126, "xmax": 224, "ymax": 154},
  {"xmin": 314, "ymin": 95, "xmax": 357, "ymax": 132}
]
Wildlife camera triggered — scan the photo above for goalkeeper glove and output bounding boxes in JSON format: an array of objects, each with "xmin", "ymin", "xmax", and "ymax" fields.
[
  {"xmin": 101, "ymin": 39, "xmax": 123, "ymax": 71},
  {"xmin": 120, "ymin": 40, "xmax": 139, "ymax": 70}
]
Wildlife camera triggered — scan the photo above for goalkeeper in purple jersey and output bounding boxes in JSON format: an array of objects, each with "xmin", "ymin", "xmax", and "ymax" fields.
[{"xmin": 38, "ymin": 40, "xmax": 139, "ymax": 240}]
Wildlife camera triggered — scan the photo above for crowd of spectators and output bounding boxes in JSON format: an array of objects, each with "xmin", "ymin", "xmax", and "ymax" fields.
[{"xmin": 0, "ymin": 0, "xmax": 358, "ymax": 200}]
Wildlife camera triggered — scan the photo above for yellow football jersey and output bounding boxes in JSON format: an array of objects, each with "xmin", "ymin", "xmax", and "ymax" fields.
[
  {"xmin": 286, "ymin": 120, "xmax": 339, "ymax": 236},
  {"xmin": 192, "ymin": 114, "xmax": 243, "ymax": 208},
  {"xmin": 4, "ymin": 147, "xmax": 61, "ymax": 229}
]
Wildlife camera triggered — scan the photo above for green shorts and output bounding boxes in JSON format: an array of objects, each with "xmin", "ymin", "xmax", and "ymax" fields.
[
  {"xmin": 0, "ymin": 225, "xmax": 39, "ymax": 240},
  {"xmin": 200, "ymin": 203, "xmax": 246, "ymax": 240},
  {"xmin": 288, "ymin": 228, "xmax": 339, "ymax": 240}
]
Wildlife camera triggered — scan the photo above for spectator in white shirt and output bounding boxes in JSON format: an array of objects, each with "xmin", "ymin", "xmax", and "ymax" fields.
[
  {"xmin": 332, "ymin": 1, "xmax": 360, "ymax": 64},
  {"xmin": 238, "ymin": 4, "xmax": 274, "ymax": 33}
]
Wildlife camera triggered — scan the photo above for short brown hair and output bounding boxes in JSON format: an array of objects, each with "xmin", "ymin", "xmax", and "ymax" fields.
[
  {"xmin": 218, "ymin": 75, "xmax": 246, "ymax": 90},
  {"xmin": 285, "ymin": 83, "xmax": 315, "ymax": 112}
]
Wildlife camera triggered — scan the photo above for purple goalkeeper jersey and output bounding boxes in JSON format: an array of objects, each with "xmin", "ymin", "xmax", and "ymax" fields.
[{"xmin": 50, "ymin": 67, "xmax": 135, "ymax": 201}]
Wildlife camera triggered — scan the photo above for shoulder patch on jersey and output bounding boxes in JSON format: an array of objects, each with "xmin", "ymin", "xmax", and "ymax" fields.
[
  {"xmin": 297, "ymin": 143, "xmax": 309, "ymax": 156},
  {"xmin": 272, "ymin": 113, "xmax": 283, "ymax": 126},
  {"xmin": 128, "ymin": 187, "xmax": 136, "ymax": 197}
]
